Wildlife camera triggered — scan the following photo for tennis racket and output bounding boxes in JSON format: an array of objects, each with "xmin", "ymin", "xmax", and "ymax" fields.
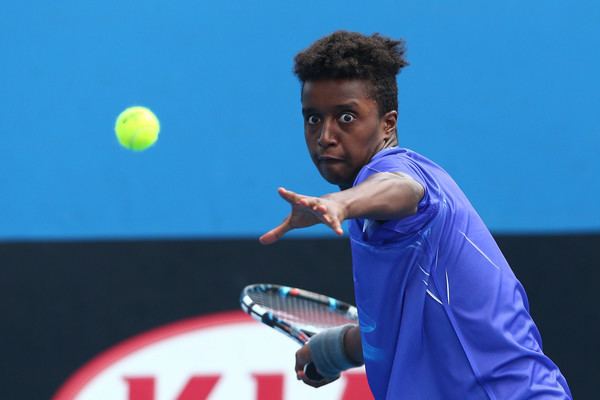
[{"xmin": 240, "ymin": 283, "xmax": 359, "ymax": 381}]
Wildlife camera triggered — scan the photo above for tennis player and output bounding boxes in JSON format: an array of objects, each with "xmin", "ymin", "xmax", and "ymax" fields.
[{"xmin": 260, "ymin": 31, "xmax": 571, "ymax": 399}]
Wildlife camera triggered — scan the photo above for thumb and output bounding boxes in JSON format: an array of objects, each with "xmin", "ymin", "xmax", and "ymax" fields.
[{"xmin": 259, "ymin": 218, "xmax": 292, "ymax": 245}]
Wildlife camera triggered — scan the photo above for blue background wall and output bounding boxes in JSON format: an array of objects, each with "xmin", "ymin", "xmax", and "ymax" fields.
[{"xmin": 1, "ymin": 0, "xmax": 599, "ymax": 239}]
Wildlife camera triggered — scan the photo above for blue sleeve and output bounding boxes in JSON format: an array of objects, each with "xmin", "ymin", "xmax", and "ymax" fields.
[{"xmin": 352, "ymin": 154, "xmax": 441, "ymax": 243}]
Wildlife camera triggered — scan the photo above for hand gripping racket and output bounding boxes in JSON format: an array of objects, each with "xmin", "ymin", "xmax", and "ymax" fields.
[{"xmin": 240, "ymin": 283, "xmax": 358, "ymax": 381}]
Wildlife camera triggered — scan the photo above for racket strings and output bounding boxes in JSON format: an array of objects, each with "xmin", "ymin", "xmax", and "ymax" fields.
[{"xmin": 249, "ymin": 290, "xmax": 354, "ymax": 330}]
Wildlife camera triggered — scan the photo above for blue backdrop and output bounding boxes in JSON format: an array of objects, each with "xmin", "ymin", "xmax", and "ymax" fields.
[{"xmin": 1, "ymin": 0, "xmax": 598, "ymax": 239}]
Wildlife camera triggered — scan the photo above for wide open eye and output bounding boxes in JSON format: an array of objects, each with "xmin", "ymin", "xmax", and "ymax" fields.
[
  {"xmin": 339, "ymin": 113, "xmax": 356, "ymax": 123},
  {"xmin": 307, "ymin": 115, "xmax": 321, "ymax": 125}
]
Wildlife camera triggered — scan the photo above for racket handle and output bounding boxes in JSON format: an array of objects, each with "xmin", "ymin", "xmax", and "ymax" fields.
[{"xmin": 304, "ymin": 362, "xmax": 324, "ymax": 381}]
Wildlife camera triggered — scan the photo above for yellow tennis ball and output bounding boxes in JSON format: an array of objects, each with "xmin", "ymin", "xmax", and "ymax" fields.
[{"xmin": 114, "ymin": 106, "xmax": 160, "ymax": 151}]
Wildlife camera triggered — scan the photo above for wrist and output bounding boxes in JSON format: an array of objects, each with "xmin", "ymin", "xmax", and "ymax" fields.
[
  {"xmin": 343, "ymin": 326, "xmax": 364, "ymax": 364},
  {"xmin": 308, "ymin": 324, "xmax": 363, "ymax": 379},
  {"xmin": 322, "ymin": 192, "xmax": 351, "ymax": 221}
]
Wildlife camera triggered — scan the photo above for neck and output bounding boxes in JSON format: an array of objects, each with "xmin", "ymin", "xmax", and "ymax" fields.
[
  {"xmin": 384, "ymin": 135, "xmax": 399, "ymax": 149},
  {"xmin": 338, "ymin": 138, "xmax": 399, "ymax": 191},
  {"xmin": 375, "ymin": 136, "xmax": 398, "ymax": 155}
]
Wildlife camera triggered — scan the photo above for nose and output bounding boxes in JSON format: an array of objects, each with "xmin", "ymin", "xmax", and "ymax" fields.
[{"xmin": 317, "ymin": 118, "xmax": 337, "ymax": 147}]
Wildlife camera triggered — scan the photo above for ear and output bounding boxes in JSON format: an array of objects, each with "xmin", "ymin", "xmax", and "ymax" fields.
[{"xmin": 381, "ymin": 110, "xmax": 398, "ymax": 140}]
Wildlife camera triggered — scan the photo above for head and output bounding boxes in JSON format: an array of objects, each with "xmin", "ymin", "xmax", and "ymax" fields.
[{"xmin": 294, "ymin": 31, "xmax": 408, "ymax": 189}]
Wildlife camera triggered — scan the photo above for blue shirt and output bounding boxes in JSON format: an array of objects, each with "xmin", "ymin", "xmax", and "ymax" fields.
[{"xmin": 349, "ymin": 147, "xmax": 571, "ymax": 399}]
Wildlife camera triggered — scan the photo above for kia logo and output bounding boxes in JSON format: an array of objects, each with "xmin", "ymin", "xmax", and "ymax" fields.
[{"xmin": 54, "ymin": 311, "xmax": 373, "ymax": 399}]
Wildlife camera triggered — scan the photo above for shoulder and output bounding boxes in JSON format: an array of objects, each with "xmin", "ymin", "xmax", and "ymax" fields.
[{"xmin": 355, "ymin": 147, "xmax": 429, "ymax": 188}]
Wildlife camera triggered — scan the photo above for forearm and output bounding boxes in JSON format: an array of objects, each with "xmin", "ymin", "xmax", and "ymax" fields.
[{"xmin": 326, "ymin": 172, "xmax": 424, "ymax": 221}]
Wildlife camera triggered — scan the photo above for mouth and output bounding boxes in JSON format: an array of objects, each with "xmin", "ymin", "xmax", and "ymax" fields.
[{"xmin": 317, "ymin": 155, "xmax": 344, "ymax": 163}]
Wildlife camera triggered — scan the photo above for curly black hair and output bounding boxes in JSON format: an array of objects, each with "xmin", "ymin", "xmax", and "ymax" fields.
[{"xmin": 294, "ymin": 31, "xmax": 408, "ymax": 116}]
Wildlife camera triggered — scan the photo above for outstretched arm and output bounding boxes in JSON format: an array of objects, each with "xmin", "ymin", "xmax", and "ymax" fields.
[{"xmin": 260, "ymin": 172, "xmax": 424, "ymax": 244}]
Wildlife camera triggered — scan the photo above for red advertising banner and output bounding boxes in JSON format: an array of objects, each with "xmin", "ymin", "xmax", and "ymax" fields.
[{"xmin": 54, "ymin": 311, "xmax": 373, "ymax": 400}]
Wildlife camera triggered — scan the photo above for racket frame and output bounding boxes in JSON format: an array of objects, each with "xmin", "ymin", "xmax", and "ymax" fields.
[{"xmin": 240, "ymin": 283, "xmax": 358, "ymax": 345}]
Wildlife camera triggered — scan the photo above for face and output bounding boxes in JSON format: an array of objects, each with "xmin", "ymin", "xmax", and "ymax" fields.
[{"xmin": 301, "ymin": 80, "xmax": 397, "ymax": 189}]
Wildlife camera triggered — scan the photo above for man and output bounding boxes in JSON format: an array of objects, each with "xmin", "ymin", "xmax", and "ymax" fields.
[{"xmin": 260, "ymin": 31, "xmax": 571, "ymax": 399}]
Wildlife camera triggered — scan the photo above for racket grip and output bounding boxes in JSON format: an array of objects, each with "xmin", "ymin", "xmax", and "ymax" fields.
[{"xmin": 304, "ymin": 362, "xmax": 324, "ymax": 381}]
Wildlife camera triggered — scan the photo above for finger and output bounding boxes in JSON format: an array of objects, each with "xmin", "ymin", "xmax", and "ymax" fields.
[
  {"xmin": 259, "ymin": 220, "xmax": 292, "ymax": 245},
  {"xmin": 304, "ymin": 199, "xmax": 319, "ymax": 209},
  {"xmin": 310, "ymin": 207, "xmax": 343, "ymax": 235},
  {"xmin": 312, "ymin": 203, "xmax": 333, "ymax": 221},
  {"xmin": 300, "ymin": 197, "xmax": 320, "ymax": 209},
  {"xmin": 279, "ymin": 188, "xmax": 319, "ymax": 210},
  {"xmin": 321, "ymin": 213, "xmax": 332, "ymax": 224},
  {"xmin": 295, "ymin": 349, "xmax": 311, "ymax": 382},
  {"xmin": 278, "ymin": 187, "xmax": 302, "ymax": 205},
  {"xmin": 295, "ymin": 345, "xmax": 310, "ymax": 371},
  {"xmin": 323, "ymin": 218, "xmax": 344, "ymax": 236},
  {"xmin": 333, "ymin": 220, "xmax": 344, "ymax": 236},
  {"xmin": 259, "ymin": 227, "xmax": 288, "ymax": 245},
  {"xmin": 308, "ymin": 203, "xmax": 329, "ymax": 221}
]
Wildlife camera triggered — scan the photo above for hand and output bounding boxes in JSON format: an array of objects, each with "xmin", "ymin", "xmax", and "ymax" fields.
[
  {"xmin": 259, "ymin": 187, "xmax": 346, "ymax": 245},
  {"xmin": 294, "ymin": 344, "xmax": 339, "ymax": 388}
]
